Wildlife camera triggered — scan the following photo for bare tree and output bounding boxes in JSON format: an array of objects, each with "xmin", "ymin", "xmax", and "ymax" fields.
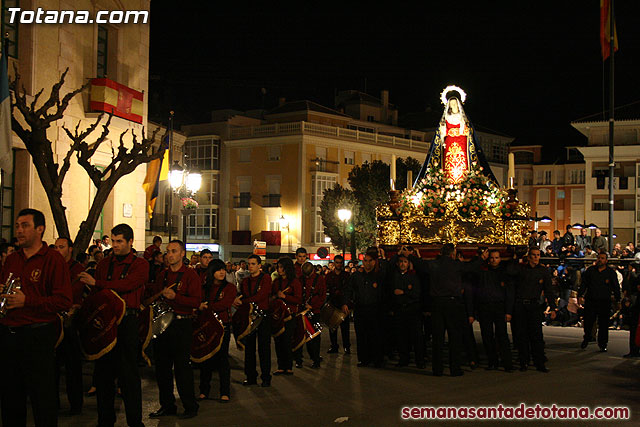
[{"xmin": 10, "ymin": 67, "xmax": 164, "ymax": 257}]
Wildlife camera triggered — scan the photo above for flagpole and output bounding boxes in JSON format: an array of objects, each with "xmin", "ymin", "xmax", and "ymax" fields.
[
  {"xmin": 168, "ymin": 110, "xmax": 174, "ymax": 242},
  {"xmin": 607, "ymin": 0, "xmax": 615, "ymax": 254}
]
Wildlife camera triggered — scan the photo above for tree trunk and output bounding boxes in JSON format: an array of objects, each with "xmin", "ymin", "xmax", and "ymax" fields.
[{"xmin": 72, "ymin": 181, "xmax": 112, "ymax": 259}]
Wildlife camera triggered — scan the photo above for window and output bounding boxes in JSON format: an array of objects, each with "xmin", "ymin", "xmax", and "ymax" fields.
[
  {"xmin": 514, "ymin": 151, "xmax": 534, "ymax": 165},
  {"xmin": 367, "ymin": 115, "xmax": 375, "ymax": 122},
  {"xmin": 187, "ymin": 208, "xmax": 219, "ymax": 240},
  {"xmin": 537, "ymin": 189, "xmax": 550, "ymax": 206},
  {"xmin": 1, "ymin": 167, "xmax": 14, "ymax": 241},
  {"xmin": 1, "ymin": 0, "xmax": 18, "ymax": 58},
  {"xmin": 97, "ymin": 26, "xmax": 108, "ymax": 78},
  {"xmin": 239, "ymin": 148, "xmax": 251, "ymax": 162},
  {"xmin": 523, "ymin": 171, "xmax": 533, "ymax": 185},
  {"xmin": 316, "ymin": 146, "xmax": 327, "ymax": 160},
  {"xmin": 184, "ymin": 137, "xmax": 220, "ymax": 170},
  {"xmin": 361, "ymin": 153, "xmax": 371, "ymax": 164},
  {"xmin": 491, "ymin": 144, "xmax": 507, "ymax": 163},
  {"xmin": 194, "ymin": 172, "xmax": 219, "ymax": 205},
  {"xmin": 535, "ymin": 171, "xmax": 543, "ymax": 185},
  {"xmin": 544, "ymin": 170, "xmax": 552, "ymax": 185},
  {"xmin": 592, "ymin": 197, "xmax": 608, "ymax": 211},
  {"xmin": 267, "ymin": 215, "xmax": 280, "ymax": 232},
  {"xmin": 557, "ymin": 190, "xmax": 565, "ymax": 200},
  {"xmin": 312, "ymin": 174, "xmax": 337, "ymax": 243},
  {"xmin": 268, "ymin": 145, "xmax": 281, "ymax": 161},
  {"xmin": 571, "ymin": 189, "xmax": 584, "ymax": 205},
  {"xmin": 344, "ymin": 151, "xmax": 354, "ymax": 165},
  {"xmin": 237, "ymin": 214, "xmax": 250, "ymax": 231}
]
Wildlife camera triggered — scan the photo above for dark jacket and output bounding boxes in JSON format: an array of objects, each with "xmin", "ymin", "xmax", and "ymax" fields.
[
  {"xmin": 506, "ymin": 261, "xmax": 556, "ymax": 315},
  {"xmin": 473, "ymin": 263, "xmax": 511, "ymax": 314},
  {"xmin": 578, "ymin": 265, "xmax": 621, "ymax": 302},
  {"xmin": 390, "ymin": 270, "xmax": 421, "ymax": 311}
]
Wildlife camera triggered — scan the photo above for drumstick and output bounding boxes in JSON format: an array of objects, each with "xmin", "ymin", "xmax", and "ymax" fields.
[{"xmin": 142, "ymin": 282, "xmax": 178, "ymax": 307}]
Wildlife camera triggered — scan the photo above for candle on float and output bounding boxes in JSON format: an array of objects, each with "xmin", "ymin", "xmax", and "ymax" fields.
[
  {"xmin": 390, "ymin": 154, "xmax": 396, "ymax": 190},
  {"xmin": 508, "ymin": 152, "xmax": 515, "ymax": 188}
]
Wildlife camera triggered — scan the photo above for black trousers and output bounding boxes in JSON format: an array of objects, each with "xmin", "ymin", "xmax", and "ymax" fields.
[
  {"xmin": 0, "ymin": 322, "xmax": 58, "ymax": 427},
  {"xmin": 477, "ymin": 302, "xmax": 512, "ymax": 369},
  {"xmin": 95, "ymin": 313, "xmax": 143, "ymax": 427},
  {"xmin": 55, "ymin": 323, "xmax": 83, "ymax": 412},
  {"xmin": 394, "ymin": 306, "xmax": 424, "ymax": 365},
  {"xmin": 353, "ymin": 306, "xmax": 383, "ymax": 366},
  {"xmin": 293, "ymin": 335, "xmax": 322, "ymax": 364},
  {"xmin": 329, "ymin": 315, "xmax": 351, "ymax": 350},
  {"xmin": 243, "ymin": 317, "xmax": 272, "ymax": 382},
  {"xmin": 274, "ymin": 318, "xmax": 294, "ymax": 370},
  {"xmin": 152, "ymin": 318, "xmax": 198, "ymax": 413},
  {"xmin": 431, "ymin": 297, "xmax": 465, "ymax": 375},
  {"xmin": 513, "ymin": 302, "xmax": 545, "ymax": 368},
  {"xmin": 583, "ymin": 299, "xmax": 611, "ymax": 348},
  {"xmin": 198, "ymin": 327, "xmax": 231, "ymax": 398},
  {"xmin": 628, "ymin": 305, "xmax": 639, "ymax": 355}
]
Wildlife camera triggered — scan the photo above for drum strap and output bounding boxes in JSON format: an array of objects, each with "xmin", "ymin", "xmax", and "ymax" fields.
[
  {"xmin": 106, "ymin": 256, "xmax": 138, "ymax": 296},
  {"xmin": 249, "ymin": 273, "xmax": 264, "ymax": 297},
  {"xmin": 163, "ymin": 271, "xmax": 185, "ymax": 291},
  {"xmin": 304, "ymin": 275, "xmax": 319, "ymax": 303}
]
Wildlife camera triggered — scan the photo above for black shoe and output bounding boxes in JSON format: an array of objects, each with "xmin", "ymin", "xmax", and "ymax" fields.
[
  {"xmin": 295, "ymin": 360, "xmax": 303, "ymax": 369},
  {"xmin": 149, "ymin": 407, "xmax": 177, "ymax": 417},
  {"xmin": 311, "ymin": 362, "xmax": 321, "ymax": 369},
  {"xmin": 536, "ymin": 366, "xmax": 550, "ymax": 373},
  {"xmin": 580, "ymin": 339, "xmax": 589, "ymax": 349},
  {"xmin": 261, "ymin": 380, "xmax": 271, "ymax": 387},
  {"xmin": 242, "ymin": 379, "xmax": 257, "ymax": 386},
  {"xmin": 623, "ymin": 352, "xmax": 640, "ymax": 358},
  {"xmin": 327, "ymin": 347, "xmax": 339, "ymax": 354},
  {"xmin": 344, "ymin": 348, "xmax": 351, "ymax": 355},
  {"xmin": 178, "ymin": 410, "xmax": 198, "ymax": 420},
  {"xmin": 599, "ymin": 346, "xmax": 607, "ymax": 353}
]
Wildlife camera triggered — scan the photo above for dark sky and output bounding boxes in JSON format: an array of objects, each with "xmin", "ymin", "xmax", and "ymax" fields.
[{"xmin": 148, "ymin": 2, "xmax": 640, "ymax": 155}]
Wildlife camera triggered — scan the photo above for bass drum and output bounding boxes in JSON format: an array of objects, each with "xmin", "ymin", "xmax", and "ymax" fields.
[
  {"xmin": 151, "ymin": 300, "xmax": 174, "ymax": 338},
  {"xmin": 320, "ymin": 302, "xmax": 346, "ymax": 331},
  {"xmin": 291, "ymin": 312, "xmax": 306, "ymax": 352},
  {"xmin": 231, "ymin": 302, "xmax": 264, "ymax": 350},
  {"xmin": 269, "ymin": 299, "xmax": 292, "ymax": 338},
  {"xmin": 77, "ymin": 289, "xmax": 126, "ymax": 360},
  {"xmin": 303, "ymin": 311, "xmax": 322, "ymax": 341},
  {"xmin": 190, "ymin": 309, "xmax": 225, "ymax": 363}
]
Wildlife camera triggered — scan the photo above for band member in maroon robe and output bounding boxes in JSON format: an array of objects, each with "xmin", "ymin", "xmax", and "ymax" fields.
[
  {"xmin": 0, "ymin": 209, "xmax": 71, "ymax": 427},
  {"xmin": 196, "ymin": 259, "xmax": 236, "ymax": 402},
  {"xmin": 325, "ymin": 254, "xmax": 351, "ymax": 354},
  {"xmin": 148, "ymin": 240, "xmax": 201, "ymax": 419},
  {"xmin": 271, "ymin": 257, "xmax": 302, "ymax": 375},
  {"xmin": 293, "ymin": 247, "xmax": 307, "ymax": 279},
  {"xmin": 293, "ymin": 262, "xmax": 326, "ymax": 368}
]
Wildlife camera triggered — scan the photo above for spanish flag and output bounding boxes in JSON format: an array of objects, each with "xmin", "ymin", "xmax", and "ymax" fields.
[
  {"xmin": 143, "ymin": 134, "xmax": 170, "ymax": 219},
  {"xmin": 600, "ymin": 0, "xmax": 619, "ymax": 60},
  {"xmin": 90, "ymin": 78, "xmax": 144, "ymax": 124}
]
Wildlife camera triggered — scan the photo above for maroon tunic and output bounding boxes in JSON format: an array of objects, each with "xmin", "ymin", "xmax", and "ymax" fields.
[
  {"xmin": 68, "ymin": 259, "xmax": 87, "ymax": 305},
  {"xmin": 155, "ymin": 264, "xmax": 201, "ymax": 315},
  {"xmin": 271, "ymin": 277, "xmax": 302, "ymax": 314},
  {"xmin": 94, "ymin": 252, "xmax": 148, "ymax": 309},
  {"xmin": 302, "ymin": 272, "xmax": 327, "ymax": 314},
  {"xmin": 240, "ymin": 273, "xmax": 272, "ymax": 311},
  {"xmin": 0, "ymin": 242, "xmax": 71, "ymax": 327},
  {"xmin": 203, "ymin": 281, "xmax": 236, "ymax": 323}
]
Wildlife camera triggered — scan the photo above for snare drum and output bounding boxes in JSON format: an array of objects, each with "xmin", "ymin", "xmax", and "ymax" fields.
[{"xmin": 151, "ymin": 300, "xmax": 174, "ymax": 338}]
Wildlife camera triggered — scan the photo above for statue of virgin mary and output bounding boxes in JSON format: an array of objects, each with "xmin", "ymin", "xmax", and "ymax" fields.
[{"xmin": 414, "ymin": 85, "xmax": 497, "ymax": 186}]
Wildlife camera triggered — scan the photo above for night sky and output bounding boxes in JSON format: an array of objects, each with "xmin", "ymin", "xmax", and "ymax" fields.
[{"xmin": 148, "ymin": 2, "xmax": 640, "ymax": 158}]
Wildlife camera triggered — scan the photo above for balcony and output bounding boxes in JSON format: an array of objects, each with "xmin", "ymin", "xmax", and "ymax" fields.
[
  {"xmin": 149, "ymin": 214, "xmax": 178, "ymax": 234},
  {"xmin": 261, "ymin": 230, "xmax": 281, "ymax": 246},
  {"xmin": 232, "ymin": 230, "xmax": 252, "ymax": 245},
  {"xmin": 262, "ymin": 194, "xmax": 281, "ymax": 207},
  {"xmin": 228, "ymin": 121, "xmax": 429, "ymax": 151},
  {"xmin": 233, "ymin": 193, "xmax": 251, "ymax": 208},
  {"xmin": 310, "ymin": 158, "xmax": 339, "ymax": 173}
]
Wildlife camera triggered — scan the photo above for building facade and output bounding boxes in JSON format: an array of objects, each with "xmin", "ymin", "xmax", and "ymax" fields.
[{"xmin": 3, "ymin": 0, "xmax": 152, "ymax": 250}]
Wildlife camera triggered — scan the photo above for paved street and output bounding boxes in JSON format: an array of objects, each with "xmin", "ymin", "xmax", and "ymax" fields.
[{"xmin": 53, "ymin": 324, "xmax": 639, "ymax": 426}]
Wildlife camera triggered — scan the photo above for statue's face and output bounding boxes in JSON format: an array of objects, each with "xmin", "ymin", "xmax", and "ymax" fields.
[{"xmin": 449, "ymin": 99, "xmax": 459, "ymax": 114}]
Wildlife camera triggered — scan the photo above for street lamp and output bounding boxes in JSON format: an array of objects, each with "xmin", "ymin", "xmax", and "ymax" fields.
[
  {"xmin": 168, "ymin": 161, "xmax": 201, "ymax": 246},
  {"xmin": 337, "ymin": 209, "xmax": 352, "ymax": 258},
  {"xmin": 529, "ymin": 212, "xmax": 552, "ymax": 231},
  {"xmin": 279, "ymin": 215, "xmax": 291, "ymax": 253}
]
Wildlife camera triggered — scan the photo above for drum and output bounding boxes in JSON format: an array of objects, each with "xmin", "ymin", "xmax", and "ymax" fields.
[
  {"xmin": 303, "ymin": 311, "xmax": 322, "ymax": 341},
  {"xmin": 270, "ymin": 299, "xmax": 292, "ymax": 338},
  {"xmin": 138, "ymin": 305, "xmax": 153, "ymax": 365},
  {"xmin": 54, "ymin": 313, "xmax": 65, "ymax": 349},
  {"xmin": 232, "ymin": 302, "xmax": 264, "ymax": 350},
  {"xmin": 190, "ymin": 309, "xmax": 225, "ymax": 363},
  {"xmin": 77, "ymin": 289, "xmax": 126, "ymax": 360},
  {"xmin": 320, "ymin": 302, "xmax": 346, "ymax": 331},
  {"xmin": 292, "ymin": 312, "xmax": 307, "ymax": 352},
  {"xmin": 151, "ymin": 300, "xmax": 174, "ymax": 338}
]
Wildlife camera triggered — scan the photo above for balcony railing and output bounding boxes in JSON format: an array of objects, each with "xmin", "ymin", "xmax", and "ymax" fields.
[
  {"xmin": 262, "ymin": 194, "xmax": 281, "ymax": 207},
  {"xmin": 228, "ymin": 121, "xmax": 429, "ymax": 151},
  {"xmin": 233, "ymin": 193, "xmax": 251, "ymax": 208},
  {"xmin": 310, "ymin": 158, "xmax": 339, "ymax": 173},
  {"xmin": 149, "ymin": 214, "xmax": 179, "ymax": 234}
]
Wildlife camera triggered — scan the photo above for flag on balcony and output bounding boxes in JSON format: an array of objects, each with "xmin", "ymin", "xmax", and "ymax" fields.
[
  {"xmin": 0, "ymin": 39, "xmax": 13, "ymax": 174},
  {"xmin": 90, "ymin": 78, "xmax": 144, "ymax": 123},
  {"xmin": 600, "ymin": 0, "xmax": 618, "ymax": 60},
  {"xmin": 143, "ymin": 134, "xmax": 169, "ymax": 219}
]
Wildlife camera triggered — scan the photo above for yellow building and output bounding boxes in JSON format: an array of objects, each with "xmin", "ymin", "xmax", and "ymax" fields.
[{"xmin": 3, "ymin": 0, "xmax": 152, "ymax": 249}]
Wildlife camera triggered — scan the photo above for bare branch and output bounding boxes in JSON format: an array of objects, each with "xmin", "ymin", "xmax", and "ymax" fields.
[{"xmin": 34, "ymin": 68, "xmax": 70, "ymax": 118}]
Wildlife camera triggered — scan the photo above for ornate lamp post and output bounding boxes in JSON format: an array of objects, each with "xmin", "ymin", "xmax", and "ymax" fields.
[
  {"xmin": 337, "ymin": 209, "xmax": 352, "ymax": 258},
  {"xmin": 169, "ymin": 161, "xmax": 201, "ymax": 246}
]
